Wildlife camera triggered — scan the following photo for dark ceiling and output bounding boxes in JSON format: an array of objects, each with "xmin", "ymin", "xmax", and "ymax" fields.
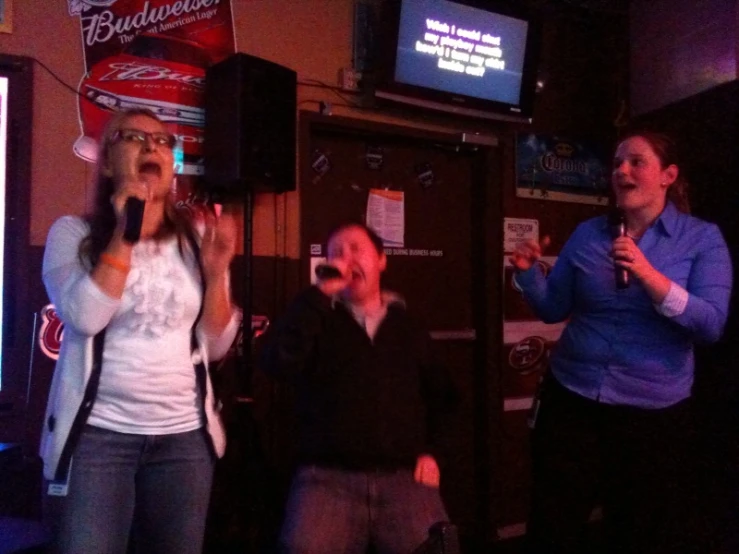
[{"xmin": 526, "ymin": 0, "xmax": 629, "ymax": 16}]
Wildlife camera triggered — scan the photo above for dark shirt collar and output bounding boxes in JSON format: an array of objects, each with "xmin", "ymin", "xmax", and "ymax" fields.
[{"xmin": 331, "ymin": 290, "xmax": 406, "ymax": 311}]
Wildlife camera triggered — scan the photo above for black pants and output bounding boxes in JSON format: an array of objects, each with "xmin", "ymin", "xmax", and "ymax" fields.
[{"xmin": 524, "ymin": 376, "xmax": 700, "ymax": 554}]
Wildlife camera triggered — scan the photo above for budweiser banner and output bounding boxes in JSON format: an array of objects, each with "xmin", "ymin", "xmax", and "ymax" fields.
[{"xmin": 69, "ymin": 0, "xmax": 236, "ymax": 175}]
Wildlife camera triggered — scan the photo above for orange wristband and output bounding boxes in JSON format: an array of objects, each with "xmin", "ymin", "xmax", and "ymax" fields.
[{"xmin": 99, "ymin": 252, "xmax": 130, "ymax": 273}]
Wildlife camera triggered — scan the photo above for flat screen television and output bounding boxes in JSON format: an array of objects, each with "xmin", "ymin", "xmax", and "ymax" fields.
[{"xmin": 375, "ymin": 0, "xmax": 541, "ymax": 123}]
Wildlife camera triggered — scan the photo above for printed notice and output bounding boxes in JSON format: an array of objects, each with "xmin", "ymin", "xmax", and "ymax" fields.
[
  {"xmin": 504, "ymin": 217, "xmax": 539, "ymax": 253},
  {"xmin": 309, "ymin": 256, "xmax": 327, "ymax": 285},
  {"xmin": 366, "ymin": 189, "xmax": 404, "ymax": 247}
]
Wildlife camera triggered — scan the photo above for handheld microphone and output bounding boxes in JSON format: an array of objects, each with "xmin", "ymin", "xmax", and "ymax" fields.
[
  {"xmin": 315, "ymin": 263, "xmax": 342, "ymax": 280},
  {"xmin": 123, "ymin": 197, "xmax": 145, "ymax": 244},
  {"xmin": 608, "ymin": 208, "xmax": 629, "ymax": 289}
]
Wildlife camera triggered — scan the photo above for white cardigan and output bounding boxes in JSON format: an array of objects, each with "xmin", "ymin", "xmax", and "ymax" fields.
[{"xmin": 39, "ymin": 216, "xmax": 240, "ymax": 480}]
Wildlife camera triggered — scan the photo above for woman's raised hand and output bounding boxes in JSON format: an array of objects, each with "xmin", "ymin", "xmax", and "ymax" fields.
[
  {"xmin": 509, "ymin": 236, "xmax": 551, "ymax": 272},
  {"xmin": 200, "ymin": 208, "xmax": 238, "ymax": 284}
]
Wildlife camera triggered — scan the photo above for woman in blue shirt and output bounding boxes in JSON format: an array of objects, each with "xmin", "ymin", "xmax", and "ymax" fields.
[{"xmin": 513, "ymin": 131, "xmax": 732, "ymax": 554}]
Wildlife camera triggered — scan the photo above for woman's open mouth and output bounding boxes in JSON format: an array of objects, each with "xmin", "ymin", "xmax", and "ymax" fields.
[{"xmin": 138, "ymin": 160, "xmax": 162, "ymax": 180}]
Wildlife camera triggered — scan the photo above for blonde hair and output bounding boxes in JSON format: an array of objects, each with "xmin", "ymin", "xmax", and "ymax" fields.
[{"xmin": 78, "ymin": 108, "xmax": 191, "ymax": 267}]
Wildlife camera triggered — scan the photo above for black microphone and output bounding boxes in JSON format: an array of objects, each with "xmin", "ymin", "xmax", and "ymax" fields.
[
  {"xmin": 123, "ymin": 197, "xmax": 145, "ymax": 244},
  {"xmin": 608, "ymin": 208, "xmax": 629, "ymax": 289},
  {"xmin": 315, "ymin": 263, "xmax": 342, "ymax": 280}
]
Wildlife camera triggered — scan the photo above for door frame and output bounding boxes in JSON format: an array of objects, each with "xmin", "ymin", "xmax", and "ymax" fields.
[{"xmin": 298, "ymin": 111, "xmax": 505, "ymax": 542}]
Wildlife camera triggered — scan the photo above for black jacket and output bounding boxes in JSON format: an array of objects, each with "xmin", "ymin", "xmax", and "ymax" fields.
[{"xmin": 260, "ymin": 286, "xmax": 455, "ymax": 470}]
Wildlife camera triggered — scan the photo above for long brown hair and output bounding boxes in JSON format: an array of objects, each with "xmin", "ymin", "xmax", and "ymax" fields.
[
  {"xmin": 78, "ymin": 108, "xmax": 194, "ymax": 267},
  {"xmin": 617, "ymin": 129, "xmax": 691, "ymax": 214}
]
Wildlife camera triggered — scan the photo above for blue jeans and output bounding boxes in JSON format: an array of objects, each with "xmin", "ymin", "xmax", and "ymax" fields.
[
  {"xmin": 44, "ymin": 425, "xmax": 215, "ymax": 554},
  {"xmin": 279, "ymin": 465, "xmax": 449, "ymax": 554}
]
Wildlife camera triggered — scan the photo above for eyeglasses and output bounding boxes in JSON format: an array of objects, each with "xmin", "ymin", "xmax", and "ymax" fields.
[{"xmin": 111, "ymin": 128, "xmax": 178, "ymax": 149}]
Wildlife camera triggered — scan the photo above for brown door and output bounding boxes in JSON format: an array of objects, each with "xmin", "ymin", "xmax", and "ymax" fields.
[{"xmin": 299, "ymin": 112, "xmax": 503, "ymax": 543}]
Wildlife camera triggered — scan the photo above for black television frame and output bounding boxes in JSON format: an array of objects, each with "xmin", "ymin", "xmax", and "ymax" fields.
[
  {"xmin": 374, "ymin": 0, "xmax": 541, "ymax": 123},
  {"xmin": 0, "ymin": 54, "xmax": 33, "ymax": 413}
]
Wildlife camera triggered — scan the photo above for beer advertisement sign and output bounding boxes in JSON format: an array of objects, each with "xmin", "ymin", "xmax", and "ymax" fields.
[
  {"xmin": 516, "ymin": 133, "xmax": 610, "ymax": 206},
  {"xmin": 68, "ymin": 0, "xmax": 236, "ymax": 175}
]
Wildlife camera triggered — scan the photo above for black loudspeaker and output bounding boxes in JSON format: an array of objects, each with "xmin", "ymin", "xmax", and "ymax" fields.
[{"xmin": 204, "ymin": 53, "xmax": 297, "ymax": 199}]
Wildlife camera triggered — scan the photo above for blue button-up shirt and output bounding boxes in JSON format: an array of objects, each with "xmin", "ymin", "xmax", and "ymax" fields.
[{"xmin": 516, "ymin": 202, "xmax": 733, "ymax": 408}]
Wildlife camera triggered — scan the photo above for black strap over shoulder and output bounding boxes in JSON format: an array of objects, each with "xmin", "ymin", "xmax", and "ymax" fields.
[
  {"xmin": 181, "ymin": 224, "xmax": 210, "ymax": 410},
  {"xmin": 53, "ymin": 328, "xmax": 106, "ymax": 481},
  {"xmin": 182, "ymin": 223, "xmax": 216, "ymax": 458}
]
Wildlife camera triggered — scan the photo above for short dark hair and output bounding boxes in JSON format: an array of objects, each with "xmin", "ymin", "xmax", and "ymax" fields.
[{"xmin": 325, "ymin": 221, "xmax": 385, "ymax": 256}]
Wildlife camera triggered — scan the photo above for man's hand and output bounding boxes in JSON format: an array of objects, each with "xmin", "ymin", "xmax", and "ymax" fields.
[{"xmin": 414, "ymin": 454, "xmax": 440, "ymax": 488}]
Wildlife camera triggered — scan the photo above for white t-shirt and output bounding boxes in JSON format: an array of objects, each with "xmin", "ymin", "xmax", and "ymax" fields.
[{"xmin": 85, "ymin": 237, "xmax": 204, "ymax": 435}]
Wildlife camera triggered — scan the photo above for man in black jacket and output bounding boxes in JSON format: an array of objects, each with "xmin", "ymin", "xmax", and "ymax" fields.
[{"xmin": 261, "ymin": 222, "xmax": 455, "ymax": 554}]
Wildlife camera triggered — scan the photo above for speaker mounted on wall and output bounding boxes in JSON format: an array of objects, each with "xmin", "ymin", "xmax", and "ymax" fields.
[{"xmin": 204, "ymin": 53, "xmax": 297, "ymax": 201}]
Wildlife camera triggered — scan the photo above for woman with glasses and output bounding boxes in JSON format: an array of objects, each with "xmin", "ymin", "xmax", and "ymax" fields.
[{"xmin": 40, "ymin": 108, "xmax": 240, "ymax": 553}]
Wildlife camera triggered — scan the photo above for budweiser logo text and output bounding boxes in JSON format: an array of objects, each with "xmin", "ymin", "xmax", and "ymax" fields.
[
  {"xmin": 99, "ymin": 62, "xmax": 205, "ymax": 86},
  {"xmin": 81, "ymin": 0, "xmax": 222, "ymax": 45}
]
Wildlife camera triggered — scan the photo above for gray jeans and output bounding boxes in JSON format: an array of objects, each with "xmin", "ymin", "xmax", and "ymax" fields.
[{"xmin": 280, "ymin": 465, "xmax": 449, "ymax": 554}]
